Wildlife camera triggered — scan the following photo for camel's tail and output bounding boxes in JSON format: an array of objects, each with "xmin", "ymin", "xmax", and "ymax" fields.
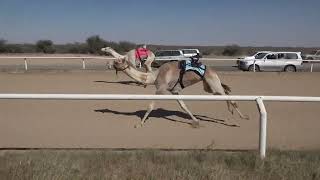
[{"xmin": 221, "ymin": 83, "xmax": 231, "ymax": 95}]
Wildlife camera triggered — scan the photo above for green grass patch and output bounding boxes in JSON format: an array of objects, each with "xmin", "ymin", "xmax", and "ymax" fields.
[{"xmin": 1, "ymin": 150, "xmax": 320, "ymax": 180}]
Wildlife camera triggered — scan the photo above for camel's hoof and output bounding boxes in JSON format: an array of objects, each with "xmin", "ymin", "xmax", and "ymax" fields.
[
  {"xmin": 191, "ymin": 121, "xmax": 200, "ymax": 128},
  {"xmin": 143, "ymin": 84, "xmax": 147, "ymax": 88},
  {"xmin": 134, "ymin": 124, "xmax": 143, "ymax": 128}
]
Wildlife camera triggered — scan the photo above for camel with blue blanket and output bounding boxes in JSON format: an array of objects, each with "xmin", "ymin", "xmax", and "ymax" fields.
[{"xmin": 111, "ymin": 55, "xmax": 249, "ymax": 128}]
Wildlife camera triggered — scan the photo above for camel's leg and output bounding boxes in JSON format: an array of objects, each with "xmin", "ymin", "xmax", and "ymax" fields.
[
  {"xmin": 142, "ymin": 55, "xmax": 154, "ymax": 88},
  {"xmin": 204, "ymin": 74, "xmax": 249, "ymax": 120},
  {"xmin": 126, "ymin": 51, "xmax": 137, "ymax": 68},
  {"xmin": 172, "ymin": 92, "xmax": 200, "ymax": 128},
  {"xmin": 227, "ymin": 100, "xmax": 249, "ymax": 120},
  {"xmin": 138, "ymin": 101, "xmax": 155, "ymax": 127},
  {"xmin": 137, "ymin": 88, "xmax": 166, "ymax": 128},
  {"xmin": 144, "ymin": 53, "xmax": 155, "ymax": 73}
]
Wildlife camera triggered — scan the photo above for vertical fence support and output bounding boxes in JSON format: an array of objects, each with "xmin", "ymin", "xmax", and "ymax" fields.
[
  {"xmin": 24, "ymin": 58, "xmax": 28, "ymax": 71},
  {"xmin": 256, "ymin": 97, "xmax": 267, "ymax": 159},
  {"xmin": 82, "ymin": 58, "xmax": 86, "ymax": 70},
  {"xmin": 310, "ymin": 63, "xmax": 314, "ymax": 72},
  {"xmin": 106, "ymin": 61, "xmax": 113, "ymax": 69},
  {"xmin": 253, "ymin": 60, "xmax": 256, "ymax": 72},
  {"xmin": 109, "ymin": 61, "xmax": 113, "ymax": 69}
]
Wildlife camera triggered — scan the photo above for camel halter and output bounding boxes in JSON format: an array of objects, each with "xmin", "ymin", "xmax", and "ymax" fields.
[{"xmin": 114, "ymin": 64, "xmax": 130, "ymax": 75}]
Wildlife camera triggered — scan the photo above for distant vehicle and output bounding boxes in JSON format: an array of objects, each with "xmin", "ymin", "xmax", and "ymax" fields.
[
  {"xmin": 238, "ymin": 52, "xmax": 303, "ymax": 72},
  {"xmin": 181, "ymin": 49, "xmax": 201, "ymax": 57},
  {"xmin": 305, "ymin": 50, "xmax": 320, "ymax": 60},
  {"xmin": 238, "ymin": 51, "xmax": 272, "ymax": 60},
  {"xmin": 153, "ymin": 50, "xmax": 189, "ymax": 67}
]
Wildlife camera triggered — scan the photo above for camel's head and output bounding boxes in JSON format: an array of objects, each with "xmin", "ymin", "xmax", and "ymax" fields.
[
  {"xmin": 101, "ymin": 47, "xmax": 112, "ymax": 53},
  {"xmin": 113, "ymin": 57, "xmax": 129, "ymax": 72}
]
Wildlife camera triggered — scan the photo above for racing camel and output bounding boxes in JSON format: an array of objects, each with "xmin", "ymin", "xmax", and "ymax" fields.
[
  {"xmin": 101, "ymin": 46, "xmax": 155, "ymax": 73},
  {"xmin": 112, "ymin": 57, "xmax": 249, "ymax": 128}
]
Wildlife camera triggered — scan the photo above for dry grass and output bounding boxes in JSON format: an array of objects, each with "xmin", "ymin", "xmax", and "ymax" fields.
[{"xmin": 0, "ymin": 150, "xmax": 320, "ymax": 180}]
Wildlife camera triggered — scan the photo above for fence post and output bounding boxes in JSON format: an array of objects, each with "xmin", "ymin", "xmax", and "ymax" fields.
[
  {"xmin": 256, "ymin": 97, "xmax": 267, "ymax": 159},
  {"xmin": 109, "ymin": 61, "xmax": 113, "ymax": 69},
  {"xmin": 24, "ymin": 58, "xmax": 28, "ymax": 71},
  {"xmin": 82, "ymin": 58, "xmax": 86, "ymax": 70},
  {"xmin": 253, "ymin": 60, "xmax": 256, "ymax": 72},
  {"xmin": 310, "ymin": 63, "xmax": 313, "ymax": 72}
]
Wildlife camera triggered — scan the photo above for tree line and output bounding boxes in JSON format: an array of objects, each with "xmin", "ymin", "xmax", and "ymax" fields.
[
  {"xmin": 0, "ymin": 36, "xmax": 318, "ymax": 56},
  {"xmin": 0, "ymin": 35, "xmax": 137, "ymax": 55}
]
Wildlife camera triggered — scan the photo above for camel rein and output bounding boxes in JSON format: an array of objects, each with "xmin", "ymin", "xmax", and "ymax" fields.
[{"xmin": 114, "ymin": 64, "xmax": 130, "ymax": 75}]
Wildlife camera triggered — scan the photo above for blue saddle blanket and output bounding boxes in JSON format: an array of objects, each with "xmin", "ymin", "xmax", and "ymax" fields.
[{"xmin": 181, "ymin": 60, "xmax": 206, "ymax": 77}]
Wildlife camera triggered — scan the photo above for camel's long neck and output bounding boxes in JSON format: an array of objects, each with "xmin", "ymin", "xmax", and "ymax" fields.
[
  {"xmin": 106, "ymin": 48, "xmax": 124, "ymax": 59},
  {"xmin": 123, "ymin": 66, "xmax": 158, "ymax": 84}
]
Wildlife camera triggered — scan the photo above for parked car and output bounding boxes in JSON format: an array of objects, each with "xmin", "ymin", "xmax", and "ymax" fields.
[
  {"xmin": 305, "ymin": 50, "xmax": 320, "ymax": 60},
  {"xmin": 153, "ymin": 50, "xmax": 189, "ymax": 67},
  {"xmin": 238, "ymin": 52, "xmax": 303, "ymax": 72},
  {"xmin": 181, "ymin": 49, "xmax": 201, "ymax": 57},
  {"xmin": 238, "ymin": 51, "xmax": 272, "ymax": 60},
  {"xmin": 237, "ymin": 51, "xmax": 271, "ymax": 65}
]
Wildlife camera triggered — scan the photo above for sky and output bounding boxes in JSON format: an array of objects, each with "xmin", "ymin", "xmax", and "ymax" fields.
[{"xmin": 0, "ymin": 0, "xmax": 319, "ymax": 47}]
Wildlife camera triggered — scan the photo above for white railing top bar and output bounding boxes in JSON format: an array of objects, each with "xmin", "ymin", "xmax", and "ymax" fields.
[{"xmin": 0, "ymin": 94, "xmax": 320, "ymax": 102}]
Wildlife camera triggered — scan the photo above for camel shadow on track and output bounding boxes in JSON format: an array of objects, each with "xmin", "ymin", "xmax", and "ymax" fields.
[
  {"xmin": 94, "ymin": 108, "xmax": 239, "ymax": 127},
  {"xmin": 94, "ymin": 80, "xmax": 146, "ymax": 87}
]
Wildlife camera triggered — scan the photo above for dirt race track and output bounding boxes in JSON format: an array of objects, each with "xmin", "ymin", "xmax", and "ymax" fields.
[{"xmin": 0, "ymin": 70, "xmax": 320, "ymax": 150}]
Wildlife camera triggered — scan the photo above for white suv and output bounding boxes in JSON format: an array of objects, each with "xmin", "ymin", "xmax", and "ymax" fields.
[
  {"xmin": 238, "ymin": 52, "xmax": 303, "ymax": 72},
  {"xmin": 181, "ymin": 49, "xmax": 200, "ymax": 57},
  {"xmin": 239, "ymin": 51, "xmax": 272, "ymax": 60}
]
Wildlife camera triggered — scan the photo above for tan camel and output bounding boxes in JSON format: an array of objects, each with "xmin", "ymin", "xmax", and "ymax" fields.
[
  {"xmin": 112, "ymin": 57, "xmax": 249, "ymax": 128},
  {"xmin": 101, "ymin": 46, "xmax": 155, "ymax": 73}
]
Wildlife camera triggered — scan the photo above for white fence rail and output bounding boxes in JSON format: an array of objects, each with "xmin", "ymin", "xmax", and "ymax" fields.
[
  {"xmin": 0, "ymin": 56, "xmax": 319, "ymax": 71},
  {"xmin": 1, "ymin": 93, "xmax": 320, "ymax": 159},
  {"xmin": 0, "ymin": 56, "xmax": 116, "ymax": 70}
]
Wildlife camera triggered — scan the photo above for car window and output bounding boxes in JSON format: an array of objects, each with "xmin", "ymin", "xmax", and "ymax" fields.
[
  {"xmin": 171, "ymin": 51, "xmax": 181, "ymax": 56},
  {"xmin": 255, "ymin": 53, "xmax": 268, "ymax": 59},
  {"xmin": 182, "ymin": 50, "xmax": 197, "ymax": 54},
  {"xmin": 277, "ymin": 53, "xmax": 285, "ymax": 59},
  {"xmin": 266, "ymin": 54, "xmax": 277, "ymax": 60},
  {"xmin": 285, "ymin": 53, "xmax": 298, "ymax": 59},
  {"xmin": 156, "ymin": 51, "xmax": 170, "ymax": 57}
]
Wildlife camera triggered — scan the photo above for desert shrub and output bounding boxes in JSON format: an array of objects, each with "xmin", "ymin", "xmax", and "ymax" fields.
[
  {"xmin": 67, "ymin": 43, "xmax": 89, "ymax": 54},
  {"xmin": 36, "ymin": 40, "xmax": 56, "ymax": 53},
  {"xmin": 86, "ymin": 35, "xmax": 108, "ymax": 54},
  {"xmin": 3, "ymin": 44, "xmax": 23, "ymax": 53},
  {"xmin": 222, "ymin": 44, "xmax": 242, "ymax": 56},
  {"xmin": 202, "ymin": 50, "xmax": 212, "ymax": 56},
  {"xmin": 0, "ymin": 39, "xmax": 7, "ymax": 53},
  {"xmin": 54, "ymin": 43, "xmax": 89, "ymax": 54},
  {"xmin": 118, "ymin": 41, "xmax": 136, "ymax": 53}
]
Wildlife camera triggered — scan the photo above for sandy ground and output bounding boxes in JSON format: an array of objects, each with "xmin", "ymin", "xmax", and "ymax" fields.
[{"xmin": 0, "ymin": 70, "xmax": 320, "ymax": 150}]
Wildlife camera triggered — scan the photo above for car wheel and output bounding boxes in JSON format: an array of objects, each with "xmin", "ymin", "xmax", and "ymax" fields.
[
  {"xmin": 284, "ymin": 65, "xmax": 296, "ymax": 72},
  {"xmin": 248, "ymin": 65, "xmax": 260, "ymax": 72}
]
